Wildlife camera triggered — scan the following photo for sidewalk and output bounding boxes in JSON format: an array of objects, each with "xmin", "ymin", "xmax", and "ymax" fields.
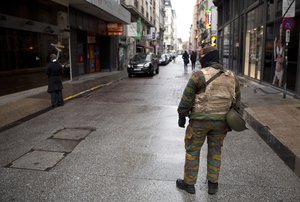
[
  {"xmin": 239, "ymin": 77, "xmax": 300, "ymax": 177},
  {"xmin": 0, "ymin": 70, "xmax": 127, "ymax": 132},
  {"xmin": 0, "ymin": 73, "xmax": 299, "ymax": 177}
]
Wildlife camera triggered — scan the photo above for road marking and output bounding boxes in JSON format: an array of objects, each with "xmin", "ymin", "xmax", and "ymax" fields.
[{"xmin": 64, "ymin": 82, "xmax": 113, "ymax": 101}]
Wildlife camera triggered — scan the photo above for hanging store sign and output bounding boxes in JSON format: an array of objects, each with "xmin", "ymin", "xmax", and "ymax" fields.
[
  {"xmin": 136, "ymin": 17, "xmax": 142, "ymax": 40},
  {"xmin": 205, "ymin": 13, "xmax": 211, "ymax": 28}
]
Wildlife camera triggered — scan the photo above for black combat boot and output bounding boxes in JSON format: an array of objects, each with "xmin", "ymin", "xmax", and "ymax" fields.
[
  {"xmin": 176, "ymin": 179, "xmax": 195, "ymax": 194},
  {"xmin": 208, "ymin": 181, "xmax": 218, "ymax": 195}
]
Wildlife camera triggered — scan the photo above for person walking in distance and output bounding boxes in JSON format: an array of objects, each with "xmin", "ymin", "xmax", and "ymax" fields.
[
  {"xmin": 176, "ymin": 46, "xmax": 241, "ymax": 195},
  {"xmin": 46, "ymin": 54, "xmax": 64, "ymax": 108},
  {"xmin": 182, "ymin": 51, "xmax": 189, "ymax": 73},
  {"xmin": 190, "ymin": 51, "xmax": 197, "ymax": 72}
]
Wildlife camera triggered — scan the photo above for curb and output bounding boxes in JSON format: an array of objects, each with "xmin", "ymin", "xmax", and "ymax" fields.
[
  {"xmin": 243, "ymin": 107, "xmax": 300, "ymax": 178},
  {"xmin": 63, "ymin": 81, "xmax": 112, "ymax": 101}
]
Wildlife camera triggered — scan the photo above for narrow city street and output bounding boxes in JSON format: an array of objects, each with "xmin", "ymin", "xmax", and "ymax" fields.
[{"xmin": 0, "ymin": 58, "xmax": 299, "ymax": 202}]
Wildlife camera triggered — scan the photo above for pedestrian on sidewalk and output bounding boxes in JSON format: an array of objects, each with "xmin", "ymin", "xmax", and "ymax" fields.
[
  {"xmin": 190, "ymin": 51, "xmax": 197, "ymax": 72},
  {"xmin": 46, "ymin": 53, "xmax": 64, "ymax": 108},
  {"xmin": 176, "ymin": 46, "xmax": 241, "ymax": 195},
  {"xmin": 182, "ymin": 50, "xmax": 189, "ymax": 73}
]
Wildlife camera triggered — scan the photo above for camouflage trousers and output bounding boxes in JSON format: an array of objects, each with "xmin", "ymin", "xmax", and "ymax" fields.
[{"xmin": 183, "ymin": 120, "xmax": 227, "ymax": 185}]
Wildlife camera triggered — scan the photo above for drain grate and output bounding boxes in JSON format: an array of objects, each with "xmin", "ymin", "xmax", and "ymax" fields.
[{"xmin": 6, "ymin": 127, "xmax": 96, "ymax": 171}]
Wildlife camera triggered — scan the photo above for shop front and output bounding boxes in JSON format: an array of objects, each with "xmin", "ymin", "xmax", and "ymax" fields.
[
  {"xmin": 215, "ymin": 0, "xmax": 300, "ymax": 97},
  {"xmin": 69, "ymin": 0, "xmax": 130, "ymax": 79},
  {"xmin": 0, "ymin": 0, "xmax": 69, "ymax": 96},
  {"xmin": 264, "ymin": 0, "xmax": 299, "ymax": 94}
]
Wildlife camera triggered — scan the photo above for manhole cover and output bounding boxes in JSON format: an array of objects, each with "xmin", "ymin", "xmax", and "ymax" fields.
[
  {"xmin": 52, "ymin": 128, "xmax": 94, "ymax": 140},
  {"xmin": 9, "ymin": 150, "xmax": 65, "ymax": 171},
  {"xmin": 33, "ymin": 139, "xmax": 79, "ymax": 153}
]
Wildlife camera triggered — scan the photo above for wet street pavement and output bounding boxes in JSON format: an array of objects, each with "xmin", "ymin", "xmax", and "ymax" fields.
[{"xmin": 0, "ymin": 59, "xmax": 300, "ymax": 201}]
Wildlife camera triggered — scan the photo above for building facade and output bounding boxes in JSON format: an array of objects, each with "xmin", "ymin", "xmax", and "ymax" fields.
[
  {"xmin": 158, "ymin": 0, "xmax": 166, "ymax": 54},
  {"xmin": 0, "ymin": 0, "xmax": 130, "ymax": 96},
  {"xmin": 214, "ymin": 0, "xmax": 300, "ymax": 97},
  {"xmin": 69, "ymin": 0, "xmax": 130, "ymax": 78},
  {"xmin": 164, "ymin": 0, "xmax": 177, "ymax": 53},
  {"xmin": 191, "ymin": 0, "xmax": 218, "ymax": 52},
  {"xmin": 122, "ymin": 0, "xmax": 159, "ymax": 59}
]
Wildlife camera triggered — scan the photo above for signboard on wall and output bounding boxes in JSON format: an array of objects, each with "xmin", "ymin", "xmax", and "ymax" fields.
[
  {"xmin": 127, "ymin": 22, "xmax": 137, "ymax": 37},
  {"xmin": 107, "ymin": 23, "xmax": 123, "ymax": 36}
]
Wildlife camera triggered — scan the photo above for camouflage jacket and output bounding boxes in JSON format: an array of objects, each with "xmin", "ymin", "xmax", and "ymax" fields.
[{"xmin": 177, "ymin": 63, "xmax": 241, "ymax": 121}]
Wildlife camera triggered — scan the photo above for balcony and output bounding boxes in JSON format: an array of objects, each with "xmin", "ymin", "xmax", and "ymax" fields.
[{"xmin": 122, "ymin": 0, "xmax": 154, "ymax": 27}]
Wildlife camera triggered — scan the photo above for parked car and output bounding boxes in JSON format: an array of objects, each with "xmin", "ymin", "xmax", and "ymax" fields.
[
  {"xmin": 166, "ymin": 53, "xmax": 172, "ymax": 63},
  {"xmin": 159, "ymin": 53, "xmax": 169, "ymax": 65},
  {"xmin": 127, "ymin": 52, "xmax": 159, "ymax": 77}
]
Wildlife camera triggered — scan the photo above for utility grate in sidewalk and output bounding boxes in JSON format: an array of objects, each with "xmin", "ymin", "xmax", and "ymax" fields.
[
  {"xmin": 51, "ymin": 127, "xmax": 96, "ymax": 140},
  {"xmin": 8, "ymin": 150, "xmax": 65, "ymax": 171},
  {"xmin": 6, "ymin": 127, "xmax": 96, "ymax": 171}
]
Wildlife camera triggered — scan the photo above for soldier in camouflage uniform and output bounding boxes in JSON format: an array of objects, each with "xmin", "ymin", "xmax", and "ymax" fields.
[{"xmin": 176, "ymin": 46, "xmax": 241, "ymax": 195}]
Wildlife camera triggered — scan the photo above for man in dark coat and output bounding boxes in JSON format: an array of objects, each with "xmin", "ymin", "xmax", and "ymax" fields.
[
  {"xmin": 190, "ymin": 51, "xmax": 197, "ymax": 72},
  {"xmin": 46, "ymin": 54, "xmax": 64, "ymax": 107},
  {"xmin": 182, "ymin": 51, "xmax": 189, "ymax": 73}
]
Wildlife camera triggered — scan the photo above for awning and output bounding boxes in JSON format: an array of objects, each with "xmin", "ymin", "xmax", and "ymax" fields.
[{"xmin": 69, "ymin": 0, "xmax": 130, "ymax": 24}]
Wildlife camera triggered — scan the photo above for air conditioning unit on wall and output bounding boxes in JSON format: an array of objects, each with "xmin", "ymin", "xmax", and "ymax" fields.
[{"xmin": 57, "ymin": 11, "xmax": 69, "ymax": 31}]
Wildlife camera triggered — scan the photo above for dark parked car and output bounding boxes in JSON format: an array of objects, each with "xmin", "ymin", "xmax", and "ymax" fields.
[{"xmin": 127, "ymin": 53, "xmax": 159, "ymax": 77}]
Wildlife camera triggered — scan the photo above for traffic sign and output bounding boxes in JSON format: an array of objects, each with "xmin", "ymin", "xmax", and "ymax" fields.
[
  {"xmin": 282, "ymin": 0, "xmax": 295, "ymax": 18},
  {"xmin": 282, "ymin": 18, "xmax": 295, "ymax": 30}
]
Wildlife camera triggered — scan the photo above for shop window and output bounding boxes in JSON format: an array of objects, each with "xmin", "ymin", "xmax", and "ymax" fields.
[
  {"xmin": 244, "ymin": 0, "xmax": 258, "ymax": 8},
  {"xmin": 232, "ymin": 19, "xmax": 240, "ymax": 72},
  {"xmin": 275, "ymin": 0, "xmax": 283, "ymax": 18},
  {"xmin": 0, "ymin": 0, "xmax": 65, "ymax": 25},
  {"xmin": 222, "ymin": 25, "xmax": 230, "ymax": 69},
  {"xmin": 284, "ymin": 15, "xmax": 299, "ymax": 91},
  {"xmin": 263, "ymin": 23, "xmax": 275, "ymax": 83},
  {"xmin": 244, "ymin": 6, "xmax": 264, "ymax": 80},
  {"xmin": 233, "ymin": 0, "xmax": 241, "ymax": 17},
  {"xmin": 223, "ymin": 1, "xmax": 229, "ymax": 23}
]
